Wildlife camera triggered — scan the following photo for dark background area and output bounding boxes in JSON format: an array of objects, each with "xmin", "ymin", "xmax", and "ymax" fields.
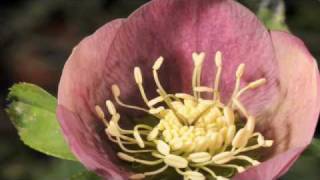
[{"xmin": 0, "ymin": 0, "xmax": 319, "ymax": 179}]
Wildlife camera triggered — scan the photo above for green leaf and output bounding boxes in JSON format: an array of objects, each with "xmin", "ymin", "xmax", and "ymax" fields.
[
  {"xmin": 69, "ymin": 171, "xmax": 101, "ymax": 180},
  {"xmin": 257, "ymin": 0, "xmax": 289, "ymax": 31},
  {"xmin": 6, "ymin": 83, "xmax": 76, "ymax": 161},
  {"xmin": 282, "ymin": 139, "xmax": 320, "ymax": 180}
]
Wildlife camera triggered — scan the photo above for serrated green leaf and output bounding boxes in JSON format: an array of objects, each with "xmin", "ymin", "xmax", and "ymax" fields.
[
  {"xmin": 6, "ymin": 83, "xmax": 76, "ymax": 161},
  {"xmin": 282, "ymin": 139, "xmax": 320, "ymax": 180}
]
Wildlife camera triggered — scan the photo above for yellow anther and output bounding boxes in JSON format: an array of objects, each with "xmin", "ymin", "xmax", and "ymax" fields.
[
  {"xmin": 217, "ymin": 176, "xmax": 229, "ymax": 180},
  {"xmin": 215, "ymin": 51, "xmax": 222, "ymax": 67},
  {"xmin": 153, "ymin": 56, "xmax": 164, "ymax": 70},
  {"xmin": 149, "ymin": 106, "xmax": 165, "ymax": 114},
  {"xmin": 148, "ymin": 96, "xmax": 164, "ymax": 107},
  {"xmin": 118, "ymin": 152, "xmax": 135, "ymax": 162},
  {"xmin": 134, "ymin": 67, "xmax": 143, "ymax": 84},
  {"xmin": 264, "ymin": 140, "xmax": 274, "ymax": 147},
  {"xmin": 185, "ymin": 171, "xmax": 205, "ymax": 180},
  {"xmin": 232, "ymin": 128, "xmax": 250, "ymax": 149},
  {"xmin": 236, "ymin": 63, "xmax": 245, "ymax": 78},
  {"xmin": 95, "ymin": 105, "xmax": 105, "ymax": 120},
  {"xmin": 147, "ymin": 127, "xmax": 159, "ymax": 141},
  {"xmin": 129, "ymin": 174, "xmax": 145, "ymax": 180},
  {"xmin": 248, "ymin": 78, "xmax": 267, "ymax": 89},
  {"xmin": 164, "ymin": 154, "xmax": 188, "ymax": 168},
  {"xmin": 107, "ymin": 121, "xmax": 121, "ymax": 137},
  {"xmin": 157, "ymin": 140, "xmax": 171, "ymax": 155},
  {"xmin": 106, "ymin": 100, "xmax": 116, "ymax": 115},
  {"xmin": 170, "ymin": 138, "xmax": 183, "ymax": 150},
  {"xmin": 133, "ymin": 127, "xmax": 145, "ymax": 148},
  {"xmin": 257, "ymin": 133, "xmax": 265, "ymax": 146},
  {"xmin": 188, "ymin": 152, "xmax": 211, "ymax": 163},
  {"xmin": 245, "ymin": 116, "xmax": 255, "ymax": 134},
  {"xmin": 111, "ymin": 84, "xmax": 121, "ymax": 97},
  {"xmin": 211, "ymin": 151, "xmax": 233, "ymax": 164},
  {"xmin": 192, "ymin": 52, "xmax": 205, "ymax": 66}
]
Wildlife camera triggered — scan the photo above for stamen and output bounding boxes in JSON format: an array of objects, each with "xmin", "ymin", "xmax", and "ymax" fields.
[
  {"xmin": 156, "ymin": 140, "xmax": 171, "ymax": 156},
  {"xmin": 100, "ymin": 51, "xmax": 272, "ymax": 179},
  {"xmin": 148, "ymin": 96, "xmax": 164, "ymax": 107},
  {"xmin": 192, "ymin": 52, "xmax": 205, "ymax": 98},
  {"xmin": 130, "ymin": 165, "xmax": 169, "ymax": 179},
  {"xmin": 106, "ymin": 100, "xmax": 117, "ymax": 115},
  {"xmin": 230, "ymin": 64, "xmax": 245, "ymax": 100},
  {"xmin": 236, "ymin": 78, "xmax": 266, "ymax": 98},
  {"xmin": 116, "ymin": 136, "xmax": 153, "ymax": 154},
  {"xmin": 117, "ymin": 152, "xmax": 163, "ymax": 165},
  {"xmin": 164, "ymin": 154, "xmax": 188, "ymax": 168},
  {"xmin": 134, "ymin": 67, "xmax": 151, "ymax": 107},
  {"xmin": 213, "ymin": 51, "xmax": 222, "ymax": 101},
  {"xmin": 111, "ymin": 84, "xmax": 149, "ymax": 113},
  {"xmin": 231, "ymin": 98, "xmax": 249, "ymax": 117},
  {"xmin": 95, "ymin": 105, "xmax": 109, "ymax": 126}
]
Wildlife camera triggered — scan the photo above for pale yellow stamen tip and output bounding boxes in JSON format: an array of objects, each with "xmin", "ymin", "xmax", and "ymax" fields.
[
  {"xmin": 130, "ymin": 174, "xmax": 145, "ymax": 180},
  {"xmin": 164, "ymin": 154, "xmax": 188, "ymax": 168},
  {"xmin": 111, "ymin": 84, "xmax": 121, "ymax": 97},
  {"xmin": 118, "ymin": 152, "xmax": 135, "ymax": 162},
  {"xmin": 95, "ymin": 105, "xmax": 105, "ymax": 119},
  {"xmin": 232, "ymin": 129, "xmax": 250, "ymax": 148},
  {"xmin": 185, "ymin": 171, "xmax": 206, "ymax": 180},
  {"xmin": 245, "ymin": 116, "xmax": 255, "ymax": 133},
  {"xmin": 188, "ymin": 152, "xmax": 211, "ymax": 163},
  {"xmin": 106, "ymin": 100, "xmax": 116, "ymax": 115},
  {"xmin": 192, "ymin": 52, "xmax": 205, "ymax": 66},
  {"xmin": 215, "ymin": 51, "xmax": 222, "ymax": 67},
  {"xmin": 153, "ymin": 56, "xmax": 164, "ymax": 70},
  {"xmin": 236, "ymin": 64, "xmax": 245, "ymax": 78},
  {"xmin": 134, "ymin": 67, "xmax": 143, "ymax": 84},
  {"xmin": 156, "ymin": 140, "xmax": 171, "ymax": 155},
  {"xmin": 248, "ymin": 78, "xmax": 267, "ymax": 89}
]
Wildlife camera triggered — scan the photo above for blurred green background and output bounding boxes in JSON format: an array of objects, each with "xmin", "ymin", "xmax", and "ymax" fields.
[{"xmin": 0, "ymin": 0, "xmax": 319, "ymax": 180}]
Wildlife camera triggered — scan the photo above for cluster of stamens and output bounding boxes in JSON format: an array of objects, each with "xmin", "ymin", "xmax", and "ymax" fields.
[{"xmin": 95, "ymin": 51, "xmax": 273, "ymax": 180}]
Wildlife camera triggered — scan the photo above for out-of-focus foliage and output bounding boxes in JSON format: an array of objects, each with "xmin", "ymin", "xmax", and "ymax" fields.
[
  {"xmin": 6, "ymin": 83, "xmax": 76, "ymax": 160},
  {"xmin": 240, "ymin": 0, "xmax": 287, "ymax": 30},
  {"xmin": 282, "ymin": 139, "xmax": 320, "ymax": 180}
]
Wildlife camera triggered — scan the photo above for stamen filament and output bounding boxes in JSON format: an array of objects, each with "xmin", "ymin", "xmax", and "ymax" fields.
[
  {"xmin": 213, "ymin": 51, "xmax": 222, "ymax": 101},
  {"xmin": 118, "ymin": 152, "xmax": 163, "ymax": 165}
]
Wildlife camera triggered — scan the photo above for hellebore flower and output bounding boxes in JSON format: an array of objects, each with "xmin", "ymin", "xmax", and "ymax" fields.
[{"xmin": 57, "ymin": 0, "xmax": 320, "ymax": 179}]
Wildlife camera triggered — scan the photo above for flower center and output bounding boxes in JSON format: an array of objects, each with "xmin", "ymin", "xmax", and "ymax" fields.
[{"xmin": 95, "ymin": 51, "xmax": 273, "ymax": 180}]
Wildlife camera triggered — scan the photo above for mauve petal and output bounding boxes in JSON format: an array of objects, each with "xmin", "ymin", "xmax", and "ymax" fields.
[
  {"xmin": 234, "ymin": 31, "xmax": 320, "ymax": 180},
  {"xmin": 57, "ymin": 19, "xmax": 130, "ymax": 179},
  {"xmin": 57, "ymin": 106, "xmax": 129, "ymax": 180},
  {"xmin": 105, "ymin": 0, "xmax": 279, "ymax": 116},
  {"xmin": 233, "ymin": 147, "xmax": 304, "ymax": 180}
]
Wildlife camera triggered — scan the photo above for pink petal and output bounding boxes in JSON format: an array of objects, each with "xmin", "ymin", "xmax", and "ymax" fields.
[
  {"xmin": 57, "ymin": 106, "xmax": 129, "ymax": 180},
  {"xmin": 105, "ymin": 0, "xmax": 279, "ymax": 116},
  {"xmin": 234, "ymin": 31, "xmax": 320, "ymax": 180},
  {"xmin": 57, "ymin": 19, "xmax": 130, "ymax": 179}
]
